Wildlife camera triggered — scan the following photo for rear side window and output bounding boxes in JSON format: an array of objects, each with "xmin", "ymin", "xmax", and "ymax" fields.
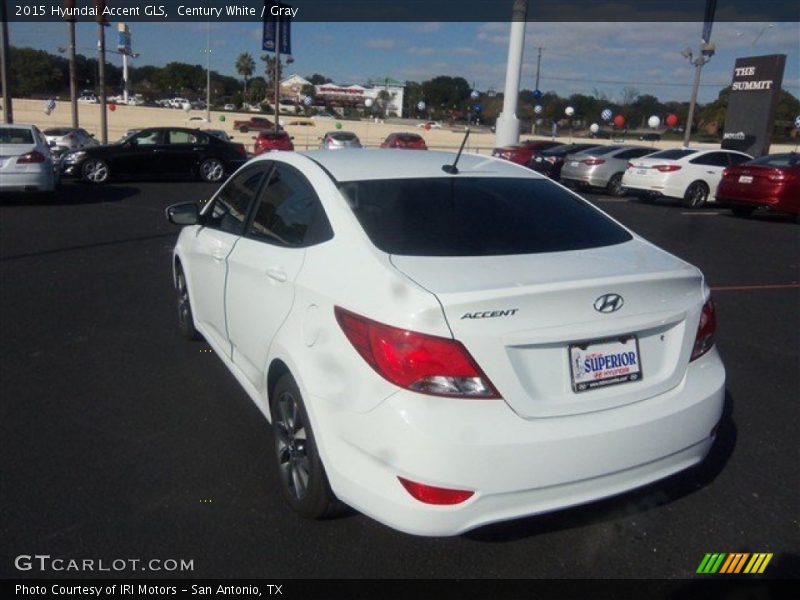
[
  {"xmin": 205, "ymin": 167, "xmax": 265, "ymax": 235},
  {"xmin": 339, "ymin": 177, "xmax": 632, "ymax": 257},
  {"xmin": 727, "ymin": 153, "xmax": 751, "ymax": 165},
  {"xmin": 616, "ymin": 148, "xmax": 653, "ymax": 160},
  {"xmin": 248, "ymin": 164, "xmax": 333, "ymax": 247},
  {"xmin": 690, "ymin": 152, "xmax": 729, "ymax": 167},
  {"xmin": 748, "ymin": 153, "xmax": 798, "ymax": 167},
  {"xmin": 0, "ymin": 128, "xmax": 34, "ymax": 144}
]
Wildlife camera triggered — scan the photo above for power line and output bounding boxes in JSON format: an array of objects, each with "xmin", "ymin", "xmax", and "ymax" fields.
[{"xmin": 539, "ymin": 74, "xmax": 731, "ymax": 88}]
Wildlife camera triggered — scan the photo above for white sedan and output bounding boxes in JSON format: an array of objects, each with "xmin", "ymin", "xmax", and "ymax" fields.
[
  {"xmin": 167, "ymin": 149, "xmax": 725, "ymax": 536},
  {"xmin": 0, "ymin": 124, "xmax": 58, "ymax": 194},
  {"xmin": 622, "ymin": 147, "xmax": 752, "ymax": 208}
]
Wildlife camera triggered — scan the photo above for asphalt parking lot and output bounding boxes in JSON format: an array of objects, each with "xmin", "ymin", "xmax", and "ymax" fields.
[{"xmin": 1, "ymin": 180, "xmax": 797, "ymax": 580}]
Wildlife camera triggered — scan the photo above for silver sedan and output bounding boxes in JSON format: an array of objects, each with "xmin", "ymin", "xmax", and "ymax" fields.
[{"xmin": 561, "ymin": 145, "xmax": 656, "ymax": 196}]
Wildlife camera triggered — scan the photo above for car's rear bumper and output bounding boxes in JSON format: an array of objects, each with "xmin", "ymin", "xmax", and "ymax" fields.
[
  {"xmin": 716, "ymin": 182, "xmax": 798, "ymax": 214},
  {"xmin": 315, "ymin": 347, "xmax": 725, "ymax": 536},
  {"xmin": 0, "ymin": 169, "xmax": 56, "ymax": 192}
]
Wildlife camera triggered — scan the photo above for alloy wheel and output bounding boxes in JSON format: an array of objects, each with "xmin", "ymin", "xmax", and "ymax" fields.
[
  {"xmin": 201, "ymin": 159, "xmax": 224, "ymax": 182},
  {"xmin": 274, "ymin": 390, "xmax": 310, "ymax": 501}
]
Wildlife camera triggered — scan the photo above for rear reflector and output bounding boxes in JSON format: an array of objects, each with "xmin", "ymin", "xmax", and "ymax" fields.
[
  {"xmin": 17, "ymin": 150, "xmax": 47, "ymax": 164},
  {"xmin": 334, "ymin": 306, "xmax": 500, "ymax": 398},
  {"xmin": 691, "ymin": 298, "xmax": 716, "ymax": 361},
  {"xmin": 582, "ymin": 158, "xmax": 606, "ymax": 165},
  {"xmin": 654, "ymin": 164, "xmax": 682, "ymax": 173},
  {"xmin": 398, "ymin": 477, "xmax": 474, "ymax": 505}
]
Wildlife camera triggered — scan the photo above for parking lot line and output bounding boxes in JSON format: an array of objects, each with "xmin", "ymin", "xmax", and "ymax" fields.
[
  {"xmin": 710, "ymin": 283, "xmax": 800, "ymax": 292},
  {"xmin": 681, "ymin": 211, "xmax": 720, "ymax": 215}
]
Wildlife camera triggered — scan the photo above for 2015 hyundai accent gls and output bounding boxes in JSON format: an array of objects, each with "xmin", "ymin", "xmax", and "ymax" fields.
[{"xmin": 166, "ymin": 149, "xmax": 725, "ymax": 536}]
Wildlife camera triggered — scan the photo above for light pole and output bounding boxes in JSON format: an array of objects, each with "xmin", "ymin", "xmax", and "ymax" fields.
[
  {"xmin": 681, "ymin": 42, "xmax": 715, "ymax": 148},
  {"xmin": 205, "ymin": 20, "xmax": 211, "ymax": 122},
  {"xmin": 0, "ymin": 1, "xmax": 12, "ymax": 123},
  {"xmin": 495, "ymin": 0, "xmax": 528, "ymax": 147}
]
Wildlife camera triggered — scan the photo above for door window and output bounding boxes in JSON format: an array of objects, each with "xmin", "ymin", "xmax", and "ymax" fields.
[
  {"xmin": 132, "ymin": 130, "xmax": 162, "ymax": 145},
  {"xmin": 247, "ymin": 164, "xmax": 333, "ymax": 247},
  {"xmin": 690, "ymin": 152, "xmax": 729, "ymax": 167},
  {"xmin": 204, "ymin": 167, "xmax": 265, "ymax": 235},
  {"xmin": 169, "ymin": 130, "xmax": 207, "ymax": 145}
]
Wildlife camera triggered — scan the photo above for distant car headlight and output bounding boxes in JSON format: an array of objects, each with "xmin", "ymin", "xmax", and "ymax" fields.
[{"xmin": 64, "ymin": 151, "xmax": 87, "ymax": 163}]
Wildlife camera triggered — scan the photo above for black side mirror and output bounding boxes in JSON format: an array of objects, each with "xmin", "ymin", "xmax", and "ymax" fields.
[{"xmin": 166, "ymin": 202, "xmax": 200, "ymax": 225}]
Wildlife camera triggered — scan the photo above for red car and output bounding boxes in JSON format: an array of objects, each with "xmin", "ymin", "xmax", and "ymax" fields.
[
  {"xmin": 253, "ymin": 131, "xmax": 294, "ymax": 155},
  {"xmin": 491, "ymin": 140, "xmax": 561, "ymax": 165},
  {"xmin": 380, "ymin": 132, "xmax": 428, "ymax": 150},
  {"xmin": 716, "ymin": 152, "xmax": 799, "ymax": 218},
  {"xmin": 233, "ymin": 116, "xmax": 281, "ymax": 133}
]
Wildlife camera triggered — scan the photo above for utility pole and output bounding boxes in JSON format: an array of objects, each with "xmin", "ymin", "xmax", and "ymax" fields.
[
  {"xmin": 683, "ymin": 0, "xmax": 717, "ymax": 148},
  {"xmin": 206, "ymin": 20, "xmax": 211, "ymax": 123},
  {"xmin": 495, "ymin": 0, "xmax": 528, "ymax": 147},
  {"xmin": 65, "ymin": 1, "xmax": 78, "ymax": 127},
  {"xmin": 98, "ymin": 22, "xmax": 107, "ymax": 143},
  {"xmin": 535, "ymin": 46, "xmax": 542, "ymax": 92},
  {"xmin": 0, "ymin": 1, "xmax": 13, "ymax": 123}
]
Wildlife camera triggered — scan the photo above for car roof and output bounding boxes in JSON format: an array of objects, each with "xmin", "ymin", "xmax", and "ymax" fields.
[
  {"xmin": 295, "ymin": 149, "xmax": 542, "ymax": 182},
  {"xmin": 0, "ymin": 123, "xmax": 37, "ymax": 130}
]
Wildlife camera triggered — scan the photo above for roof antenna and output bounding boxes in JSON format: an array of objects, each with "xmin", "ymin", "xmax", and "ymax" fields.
[{"xmin": 442, "ymin": 127, "xmax": 471, "ymax": 174}]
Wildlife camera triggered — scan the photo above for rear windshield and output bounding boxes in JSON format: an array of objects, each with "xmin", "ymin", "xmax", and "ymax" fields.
[
  {"xmin": 543, "ymin": 144, "xmax": 599, "ymax": 156},
  {"xmin": 585, "ymin": 145, "xmax": 623, "ymax": 156},
  {"xmin": 396, "ymin": 134, "xmax": 422, "ymax": 142},
  {"xmin": 43, "ymin": 128, "xmax": 73, "ymax": 136},
  {"xmin": 747, "ymin": 153, "xmax": 798, "ymax": 167},
  {"xmin": 339, "ymin": 177, "xmax": 632, "ymax": 256},
  {"xmin": 645, "ymin": 149, "xmax": 697, "ymax": 160},
  {"xmin": 0, "ymin": 129, "xmax": 34, "ymax": 144},
  {"xmin": 331, "ymin": 133, "xmax": 357, "ymax": 141}
]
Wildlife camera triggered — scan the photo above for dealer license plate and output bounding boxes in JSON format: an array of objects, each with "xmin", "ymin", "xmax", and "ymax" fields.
[
  {"xmin": 570, "ymin": 161, "xmax": 579, "ymax": 167},
  {"xmin": 738, "ymin": 175, "xmax": 753, "ymax": 184},
  {"xmin": 636, "ymin": 168, "xmax": 647, "ymax": 175},
  {"xmin": 569, "ymin": 336, "xmax": 643, "ymax": 393}
]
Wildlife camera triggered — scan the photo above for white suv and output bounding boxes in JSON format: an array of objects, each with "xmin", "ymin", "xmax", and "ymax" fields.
[{"xmin": 167, "ymin": 149, "xmax": 725, "ymax": 536}]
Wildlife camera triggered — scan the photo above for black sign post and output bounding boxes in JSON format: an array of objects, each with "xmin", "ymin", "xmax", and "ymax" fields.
[{"xmin": 721, "ymin": 54, "xmax": 786, "ymax": 157}]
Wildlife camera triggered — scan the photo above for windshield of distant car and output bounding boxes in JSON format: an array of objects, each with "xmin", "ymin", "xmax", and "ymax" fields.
[
  {"xmin": 586, "ymin": 145, "xmax": 624, "ymax": 156},
  {"xmin": 339, "ymin": 177, "xmax": 632, "ymax": 256},
  {"xmin": 747, "ymin": 153, "xmax": 798, "ymax": 167},
  {"xmin": 543, "ymin": 144, "xmax": 599, "ymax": 156},
  {"xmin": 645, "ymin": 149, "xmax": 697, "ymax": 160},
  {"xmin": 331, "ymin": 133, "xmax": 357, "ymax": 141},
  {"xmin": 43, "ymin": 128, "xmax": 74, "ymax": 136},
  {"xmin": 0, "ymin": 129, "xmax": 35, "ymax": 144}
]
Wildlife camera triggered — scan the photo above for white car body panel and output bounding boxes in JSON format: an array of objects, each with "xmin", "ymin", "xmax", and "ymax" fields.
[
  {"xmin": 0, "ymin": 125, "xmax": 57, "ymax": 193},
  {"xmin": 172, "ymin": 149, "xmax": 726, "ymax": 536}
]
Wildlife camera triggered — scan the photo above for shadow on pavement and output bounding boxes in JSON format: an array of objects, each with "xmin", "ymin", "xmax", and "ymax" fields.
[
  {"xmin": 465, "ymin": 390, "xmax": 737, "ymax": 543},
  {"xmin": 0, "ymin": 183, "xmax": 141, "ymax": 206}
]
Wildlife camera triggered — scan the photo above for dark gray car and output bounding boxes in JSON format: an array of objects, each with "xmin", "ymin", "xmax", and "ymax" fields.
[
  {"xmin": 320, "ymin": 131, "xmax": 362, "ymax": 150},
  {"xmin": 560, "ymin": 145, "xmax": 656, "ymax": 196}
]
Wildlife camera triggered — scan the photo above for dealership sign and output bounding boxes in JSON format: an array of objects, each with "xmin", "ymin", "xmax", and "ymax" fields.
[{"xmin": 721, "ymin": 54, "xmax": 786, "ymax": 157}]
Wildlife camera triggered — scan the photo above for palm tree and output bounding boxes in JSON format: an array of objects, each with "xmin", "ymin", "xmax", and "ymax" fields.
[{"xmin": 235, "ymin": 53, "xmax": 255, "ymax": 104}]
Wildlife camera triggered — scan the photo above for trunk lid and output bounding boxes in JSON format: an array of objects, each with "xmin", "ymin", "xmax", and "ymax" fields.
[{"xmin": 391, "ymin": 239, "xmax": 705, "ymax": 418}]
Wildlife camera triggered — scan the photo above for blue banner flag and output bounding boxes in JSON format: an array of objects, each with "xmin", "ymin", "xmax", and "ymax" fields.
[{"xmin": 263, "ymin": 2, "xmax": 292, "ymax": 54}]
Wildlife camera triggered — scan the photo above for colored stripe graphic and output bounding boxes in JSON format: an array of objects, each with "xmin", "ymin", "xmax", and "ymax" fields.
[
  {"xmin": 720, "ymin": 553, "xmax": 749, "ymax": 573},
  {"xmin": 697, "ymin": 553, "xmax": 726, "ymax": 573},
  {"xmin": 697, "ymin": 553, "xmax": 773, "ymax": 574},
  {"xmin": 744, "ymin": 553, "xmax": 773, "ymax": 574}
]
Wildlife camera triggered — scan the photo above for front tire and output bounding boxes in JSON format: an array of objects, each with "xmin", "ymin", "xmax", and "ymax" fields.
[
  {"xmin": 198, "ymin": 158, "xmax": 225, "ymax": 183},
  {"xmin": 81, "ymin": 158, "xmax": 110, "ymax": 184},
  {"xmin": 271, "ymin": 373, "xmax": 340, "ymax": 519},
  {"xmin": 683, "ymin": 181, "xmax": 709, "ymax": 209},
  {"xmin": 175, "ymin": 264, "xmax": 200, "ymax": 340}
]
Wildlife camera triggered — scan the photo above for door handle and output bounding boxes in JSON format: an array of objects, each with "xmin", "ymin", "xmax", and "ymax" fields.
[
  {"xmin": 153, "ymin": 148, "xmax": 165, "ymax": 153},
  {"xmin": 266, "ymin": 268, "xmax": 288, "ymax": 282}
]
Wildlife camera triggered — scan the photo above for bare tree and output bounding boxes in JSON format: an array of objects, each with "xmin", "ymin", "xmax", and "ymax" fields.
[{"xmin": 620, "ymin": 86, "xmax": 639, "ymax": 106}]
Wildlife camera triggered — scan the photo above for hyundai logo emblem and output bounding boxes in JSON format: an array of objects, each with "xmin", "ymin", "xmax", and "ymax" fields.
[{"xmin": 594, "ymin": 293, "xmax": 624, "ymax": 313}]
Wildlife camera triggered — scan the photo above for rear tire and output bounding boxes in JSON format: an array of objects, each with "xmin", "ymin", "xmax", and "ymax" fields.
[
  {"xmin": 270, "ymin": 373, "xmax": 341, "ymax": 519},
  {"xmin": 683, "ymin": 181, "xmax": 709, "ymax": 209},
  {"xmin": 198, "ymin": 158, "xmax": 225, "ymax": 182},
  {"xmin": 731, "ymin": 205, "xmax": 756, "ymax": 218},
  {"xmin": 606, "ymin": 172, "xmax": 626, "ymax": 197},
  {"xmin": 175, "ymin": 264, "xmax": 200, "ymax": 341}
]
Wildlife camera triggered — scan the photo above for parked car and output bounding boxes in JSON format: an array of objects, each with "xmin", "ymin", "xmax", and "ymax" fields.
[
  {"xmin": 380, "ymin": 132, "xmax": 428, "ymax": 150},
  {"xmin": 416, "ymin": 121, "xmax": 442, "ymax": 129},
  {"xmin": 529, "ymin": 143, "xmax": 603, "ymax": 180},
  {"xmin": 77, "ymin": 93, "xmax": 97, "ymax": 104},
  {"xmin": 560, "ymin": 145, "xmax": 656, "ymax": 196},
  {"xmin": 61, "ymin": 127, "xmax": 247, "ymax": 184},
  {"xmin": 320, "ymin": 131, "xmax": 362, "ymax": 149},
  {"xmin": 165, "ymin": 149, "xmax": 724, "ymax": 536},
  {"xmin": 638, "ymin": 133, "xmax": 662, "ymax": 141},
  {"xmin": 254, "ymin": 130, "xmax": 294, "ymax": 155},
  {"xmin": 169, "ymin": 97, "xmax": 190, "ymax": 109},
  {"xmin": 715, "ymin": 152, "xmax": 799, "ymax": 218},
  {"xmin": 203, "ymin": 129, "xmax": 232, "ymax": 142},
  {"xmin": 0, "ymin": 124, "xmax": 58, "ymax": 194},
  {"xmin": 622, "ymin": 148, "xmax": 753, "ymax": 208},
  {"xmin": 223, "ymin": 104, "xmax": 236, "ymax": 111},
  {"xmin": 233, "ymin": 116, "xmax": 280, "ymax": 133},
  {"xmin": 492, "ymin": 140, "xmax": 561, "ymax": 165},
  {"xmin": 42, "ymin": 127, "xmax": 99, "ymax": 163}
]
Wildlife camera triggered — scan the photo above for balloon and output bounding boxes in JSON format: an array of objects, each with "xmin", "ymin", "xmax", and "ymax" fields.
[
  {"xmin": 795, "ymin": 115, "xmax": 800, "ymax": 129},
  {"xmin": 666, "ymin": 113, "xmax": 679, "ymax": 127},
  {"xmin": 303, "ymin": 95, "xmax": 312, "ymax": 106},
  {"xmin": 613, "ymin": 114, "xmax": 625, "ymax": 128},
  {"xmin": 108, "ymin": 103, "xmax": 117, "ymax": 112},
  {"xmin": 335, "ymin": 122, "xmax": 342, "ymax": 129},
  {"xmin": 565, "ymin": 106, "xmax": 575, "ymax": 117},
  {"xmin": 182, "ymin": 102, "xmax": 191, "ymax": 112},
  {"xmin": 590, "ymin": 123, "xmax": 599, "ymax": 133},
  {"xmin": 218, "ymin": 114, "xmax": 226, "ymax": 122},
  {"xmin": 601, "ymin": 108, "xmax": 612, "ymax": 122},
  {"xmin": 364, "ymin": 98, "xmax": 373, "ymax": 108},
  {"xmin": 534, "ymin": 104, "xmax": 542, "ymax": 114},
  {"xmin": 474, "ymin": 105, "xmax": 482, "ymax": 113},
  {"xmin": 470, "ymin": 90, "xmax": 480, "ymax": 99},
  {"xmin": 424, "ymin": 122, "xmax": 432, "ymax": 131},
  {"xmin": 648, "ymin": 115, "xmax": 661, "ymax": 129},
  {"xmin": 533, "ymin": 89, "xmax": 542, "ymax": 100},
  {"xmin": 44, "ymin": 108, "xmax": 52, "ymax": 115},
  {"xmin": 417, "ymin": 101, "xmax": 426, "ymax": 111}
]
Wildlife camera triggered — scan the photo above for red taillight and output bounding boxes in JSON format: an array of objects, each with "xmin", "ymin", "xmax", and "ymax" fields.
[
  {"xmin": 722, "ymin": 168, "xmax": 731, "ymax": 178},
  {"xmin": 626, "ymin": 162, "xmax": 634, "ymax": 170},
  {"xmin": 334, "ymin": 307, "xmax": 500, "ymax": 398},
  {"xmin": 582, "ymin": 158, "xmax": 605, "ymax": 165},
  {"xmin": 767, "ymin": 169, "xmax": 787, "ymax": 182},
  {"xmin": 398, "ymin": 477, "xmax": 474, "ymax": 505},
  {"xmin": 17, "ymin": 150, "xmax": 47, "ymax": 164},
  {"xmin": 654, "ymin": 164, "xmax": 682, "ymax": 173},
  {"xmin": 691, "ymin": 298, "xmax": 716, "ymax": 361}
]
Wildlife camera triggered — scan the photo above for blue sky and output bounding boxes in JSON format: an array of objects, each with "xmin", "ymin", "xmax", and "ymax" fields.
[{"xmin": 9, "ymin": 20, "xmax": 799, "ymax": 103}]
